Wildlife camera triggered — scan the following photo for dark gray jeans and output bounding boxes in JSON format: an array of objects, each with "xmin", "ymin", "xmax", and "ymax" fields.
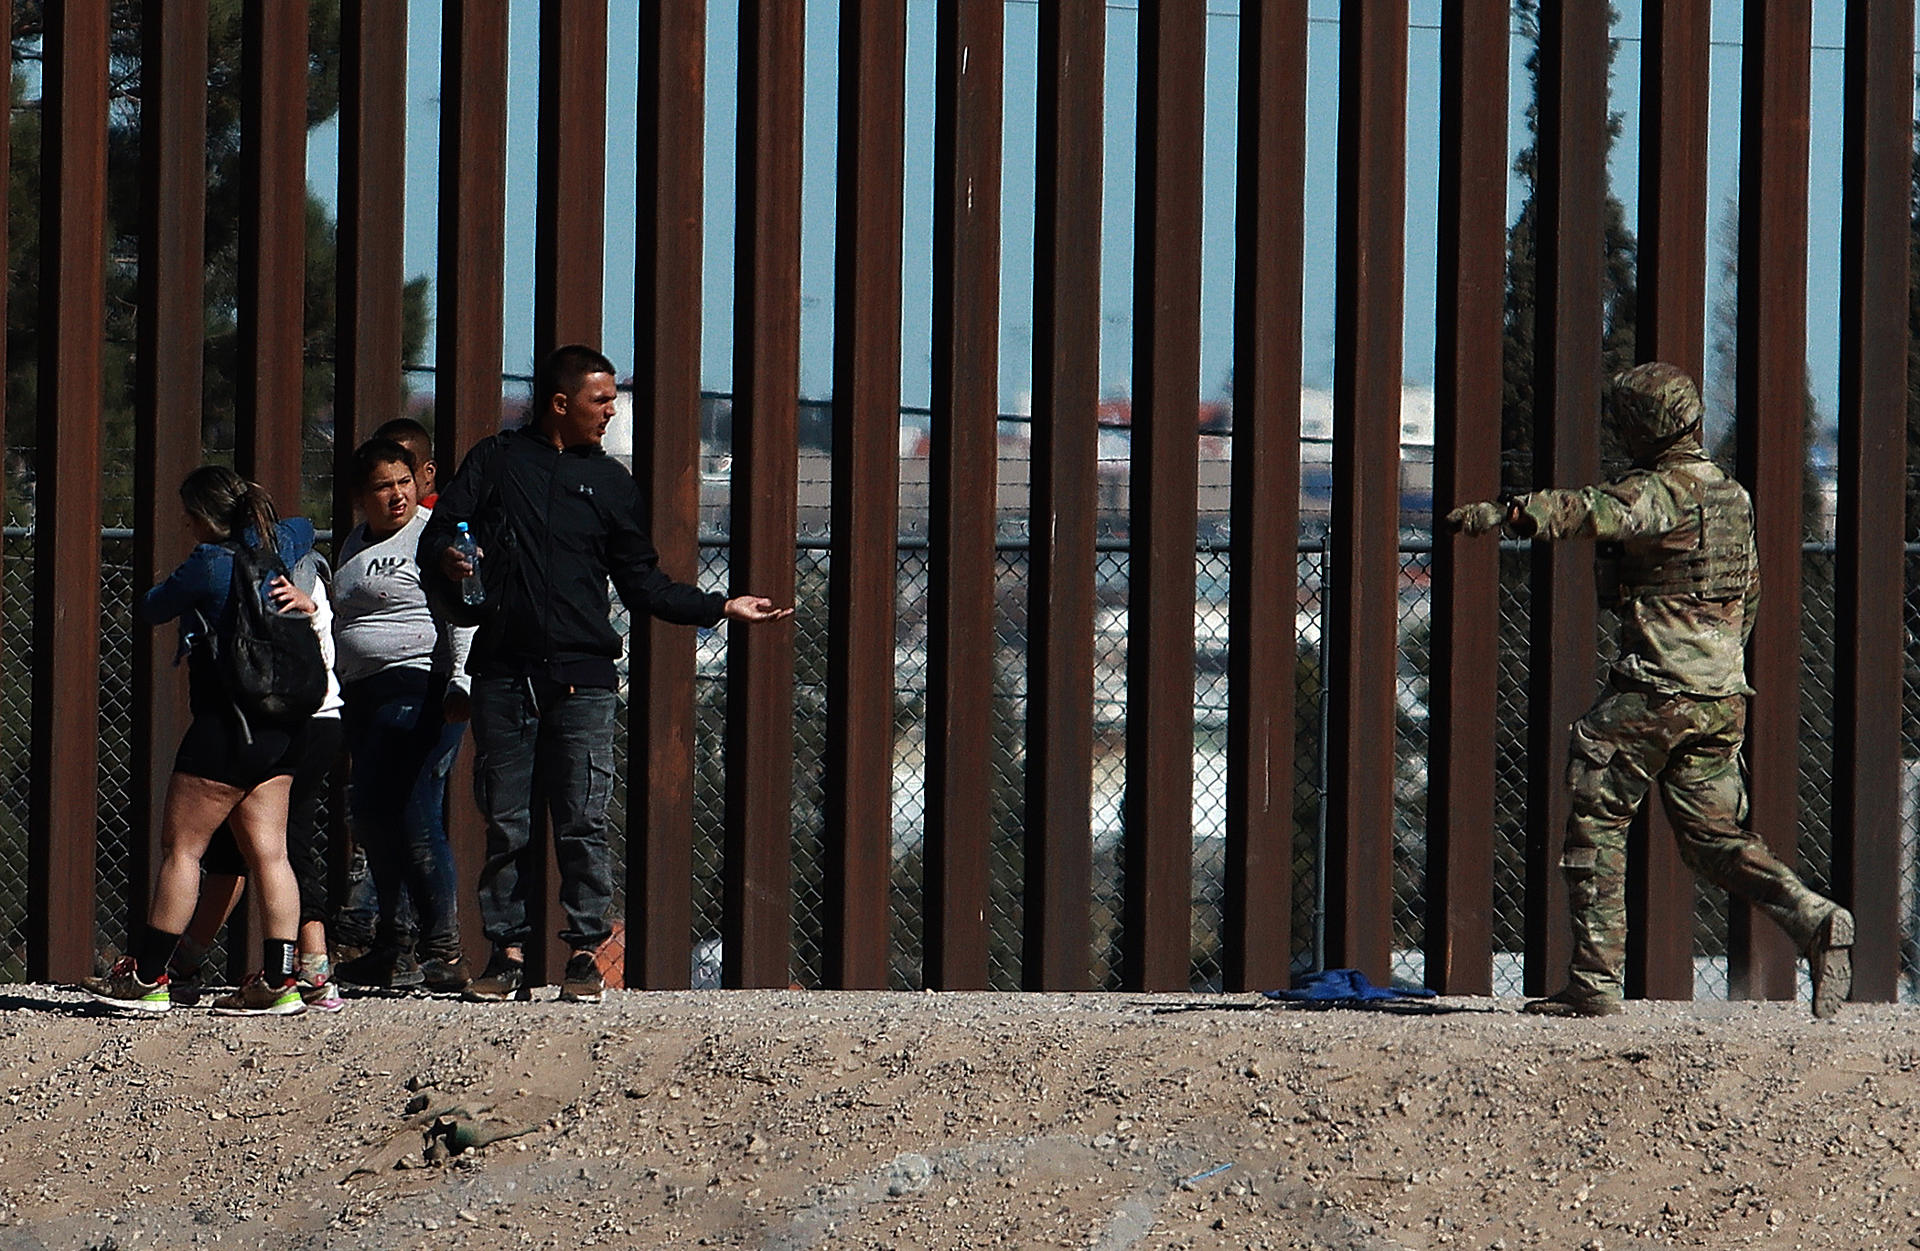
[{"xmin": 469, "ymin": 675, "xmax": 618, "ymax": 951}]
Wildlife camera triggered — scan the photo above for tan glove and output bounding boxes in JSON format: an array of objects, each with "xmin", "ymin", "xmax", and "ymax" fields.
[{"xmin": 1445, "ymin": 501, "xmax": 1506, "ymax": 537}]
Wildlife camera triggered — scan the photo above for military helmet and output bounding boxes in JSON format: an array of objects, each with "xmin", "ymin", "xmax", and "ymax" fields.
[{"xmin": 1607, "ymin": 361, "xmax": 1704, "ymax": 450}]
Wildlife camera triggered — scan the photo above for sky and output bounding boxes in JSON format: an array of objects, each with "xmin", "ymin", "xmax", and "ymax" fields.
[{"xmin": 303, "ymin": 0, "xmax": 1882, "ymax": 429}]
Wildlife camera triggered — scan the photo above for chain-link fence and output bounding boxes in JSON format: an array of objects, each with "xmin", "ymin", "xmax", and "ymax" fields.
[
  {"xmin": 98, "ymin": 538, "xmax": 136, "ymax": 961},
  {"xmin": 0, "ymin": 534, "xmax": 30, "ymax": 981},
  {"xmin": 9, "ymin": 532, "xmax": 1920, "ymax": 1001}
]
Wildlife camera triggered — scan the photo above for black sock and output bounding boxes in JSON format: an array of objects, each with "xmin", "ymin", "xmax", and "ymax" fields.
[
  {"xmin": 135, "ymin": 927, "xmax": 181, "ymax": 984},
  {"xmin": 263, "ymin": 939, "xmax": 297, "ymax": 984}
]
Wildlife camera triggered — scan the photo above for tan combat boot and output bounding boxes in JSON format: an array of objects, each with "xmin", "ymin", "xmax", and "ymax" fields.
[
  {"xmin": 1522, "ymin": 987, "xmax": 1624, "ymax": 1018},
  {"xmin": 1806, "ymin": 906, "xmax": 1854, "ymax": 1020}
]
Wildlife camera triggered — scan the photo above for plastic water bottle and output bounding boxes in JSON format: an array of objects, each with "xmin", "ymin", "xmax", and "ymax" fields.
[{"xmin": 453, "ymin": 522, "xmax": 485, "ymax": 607}]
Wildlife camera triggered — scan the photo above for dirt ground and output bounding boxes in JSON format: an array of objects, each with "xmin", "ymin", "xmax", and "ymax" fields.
[{"xmin": 0, "ymin": 983, "xmax": 1917, "ymax": 1250}]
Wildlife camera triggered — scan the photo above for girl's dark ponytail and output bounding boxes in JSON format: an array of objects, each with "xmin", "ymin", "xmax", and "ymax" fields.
[
  {"xmin": 240, "ymin": 479, "xmax": 282, "ymax": 560},
  {"xmin": 178, "ymin": 464, "xmax": 282, "ymax": 556}
]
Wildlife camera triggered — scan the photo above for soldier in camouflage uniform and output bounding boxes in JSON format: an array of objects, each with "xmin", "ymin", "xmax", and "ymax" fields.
[{"xmin": 1446, "ymin": 362, "xmax": 1854, "ymax": 1019}]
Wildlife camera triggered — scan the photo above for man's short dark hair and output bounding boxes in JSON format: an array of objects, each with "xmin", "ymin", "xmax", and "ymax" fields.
[
  {"xmin": 351, "ymin": 436, "xmax": 417, "ymax": 492},
  {"xmin": 533, "ymin": 345, "xmax": 617, "ymax": 421},
  {"xmin": 372, "ymin": 416, "xmax": 433, "ymax": 462}
]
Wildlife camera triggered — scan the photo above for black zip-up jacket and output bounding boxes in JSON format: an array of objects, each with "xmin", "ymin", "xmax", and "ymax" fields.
[{"xmin": 420, "ymin": 425, "xmax": 725, "ymax": 689}]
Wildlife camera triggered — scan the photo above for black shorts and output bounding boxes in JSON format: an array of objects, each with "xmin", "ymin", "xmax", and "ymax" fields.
[
  {"xmin": 201, "ymin": 717, "xmax": 342, "ymax": 913},
  {"xmin": 173, "ymin": 711, "xmax": 305, "ymax": 791}
]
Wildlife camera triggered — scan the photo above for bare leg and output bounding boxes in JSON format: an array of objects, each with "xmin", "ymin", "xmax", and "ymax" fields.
[
  {"xmin": 226, "ymin": 776, "xmax": 299, "ymax": 941},
  {"xmin": 298, "ymin": 919, "xmax": 328, "ymax": 959},
  {"xmin": 150, "ymin": 773, "xmax": 247, "ymax": 935}
]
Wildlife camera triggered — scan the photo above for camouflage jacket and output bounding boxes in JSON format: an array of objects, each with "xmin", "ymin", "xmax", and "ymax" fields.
[{"xmin": 1513, "ymin": 447, "xmax": 1758, "ymax": 698}]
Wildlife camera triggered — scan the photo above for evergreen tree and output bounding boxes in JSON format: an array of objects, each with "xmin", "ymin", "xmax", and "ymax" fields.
[
  {"xmin": 8, "ymin": 2, "xmax": 429, "ymax": 527},
  {"xmin": 1500, "ymin": 0, "xmax": 1638, "ymax": 493}
]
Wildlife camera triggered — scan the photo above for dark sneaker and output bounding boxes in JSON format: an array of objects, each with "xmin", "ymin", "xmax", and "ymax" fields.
[
  {"xmin": 335, "ymin": 946, "xmax": 424, "ymax": 990},
  {"xmin": 211, "ymin": 973, "xmax": 305, "ymax": 1016},
  {"xmin": 462, "ymin": 953, "xmax": 529, "ymax": 1003},
  {"xmin": 560, "ymin": 950, "xmax": 605, "ymax": 1004},
  {"xmin": 1522, "ymin": 987, "xmax": 1623, "ymax": 1018},
  {"xmin": 391, "ymin": 949, "xmax": 425, "ymax": 988},
  {"xmin": 1808, "ymin": 906, "xmax": 1854, "ymax": 1020},
  {"xmin": 167, "ymin": 939, "xmax": 211, "ymax": 1007},
  {"xmin": 82, "ymin": 957, "xmax": 171, "ymax": 1014},
  {"xmin": 166, "ymin": 959, "xmax": 206, "ymax": 1008},
  {"xmin": 420, "ymin": 955, "xmax": 472, "ymax": 994}
]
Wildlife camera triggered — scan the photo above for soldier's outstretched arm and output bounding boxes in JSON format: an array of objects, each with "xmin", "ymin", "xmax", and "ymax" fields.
[
  {"xmin": 1444, "ymin": 500, "xmax": 1510, "ymax": 537},
  {"xmin": 1510, "ymin": 476, "xmax": 1675, "ymax": 543}
]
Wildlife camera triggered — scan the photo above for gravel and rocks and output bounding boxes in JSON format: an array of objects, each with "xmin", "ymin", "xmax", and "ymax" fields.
[{"xmin": 1, "ymin": 985, "xmax": 1916, "ymax": 1249}]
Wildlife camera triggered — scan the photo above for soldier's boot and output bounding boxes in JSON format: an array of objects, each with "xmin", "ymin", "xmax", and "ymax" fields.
[
  {"xmin": 1805, "ymin": 905, "xmax": 1854, "ymax": 1020},
  {"xmin": 1522, "ymin": 986, "xmax": 1625, "ymax": 1018},
  {"xmin": 1535, "ymin": 856, "xmax": 1626, "ymax": 1018}
]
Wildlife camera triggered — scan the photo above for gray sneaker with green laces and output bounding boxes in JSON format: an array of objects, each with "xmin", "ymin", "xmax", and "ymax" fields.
[
  {"xmin": 211, "ymin": 973, "xmax": 306, "ymax": 1016},
  {"xmin": 82, "ymin": 957, "xmax": 171, "ymax": 1014}
]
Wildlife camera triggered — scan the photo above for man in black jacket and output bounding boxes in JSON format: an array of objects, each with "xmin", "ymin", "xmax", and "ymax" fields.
[{"xmin": 422, "ymin": 344, "xmax": 789, "ymax": 1003}]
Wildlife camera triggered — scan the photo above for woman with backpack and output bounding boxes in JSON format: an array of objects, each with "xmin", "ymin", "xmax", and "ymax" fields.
[
  {"xmin": 164, "ymin": 549, "xmax": 348, "ymax": 1013},
  {"xmin": 83, "ymin": 466, "xmax": 319, "ymax": 1016}
]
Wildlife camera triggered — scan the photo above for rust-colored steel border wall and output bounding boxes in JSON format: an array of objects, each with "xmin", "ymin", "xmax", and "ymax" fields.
[
  {"xmin": 1734, "ymin": 0, "xmax": 1812, "ymax": 1004},
  {"xmin": 1224, "ymin": 0, "xmax": 1305, "ymax": 995},
  {"xmin": 924, "ymin": 0, "xmax": 1004, "ymax": 991},
  {"xmin": 15, "ymin": 6, "xmax": 1915, "ymax": 1003},
  {"xmin": 724, "ymin": 1, "xmax": 804, "ymax": 990},
  {"xmin": 131, "ymin": 0, "xmax": 206, "ymax": 952},
  {"xmin": 237, "ymin": 1, "xmax": 308, "ymax": 511},
  {"xmin": 629, "ymin": 0, "xmax": 709, "ymax": 992},
  {"xmin": 1522, "ymin": 0, "xmax": 1606, "ymax": 997},
  {"xmin": 1024, "ymin": 0, "xmax": 1103, "ymax": 992},
  {"xmin": 1426, "ymin": 0, "xmax": 1505, "ymax": 998},
  {"xmin": 536, "ymin": 0, "xmax": 609, "ymax": 361},
  {"xmin": 1324, "ymin": 0, "xmax": 1406, "ymax": 983},
  {"xmin": 436, "ymin": 0, "xmax": 511, "ymax": 974},
  {"xmin": 28, "ymin": 0, "xmax": 106, "ymax": 986},
  {"xmin": 1627, "ymin": 0, "xmax": 1707, "ymax": 1002},
  {"xmin": 825, "ymin": 0, "xmax": 907, "ymax": 992},
  {"xmin": 1122, "ymin": 0, "xmax": 1206, "ymax": 993},
  {"xmin": 337, "ymin": 2, "xmax": 411, "ymax": 548},
  {"xmin": 1835, "ymin": 0, "xmax": 1914, "ymax": 1004}
]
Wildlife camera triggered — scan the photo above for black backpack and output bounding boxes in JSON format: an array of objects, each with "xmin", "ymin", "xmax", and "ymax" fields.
[{"xmin": 217, "ymin": 538, "xmax": 327, "ymax": 738}]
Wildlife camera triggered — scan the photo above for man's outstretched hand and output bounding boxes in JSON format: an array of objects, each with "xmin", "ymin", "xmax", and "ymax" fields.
[
  {"xmin": 1446, "ymin": 501, "xmax": 1507, "ymax": 537},
  {"xmin": 724, "ymin": 595, "xmax": 794, "ymax": 623}
]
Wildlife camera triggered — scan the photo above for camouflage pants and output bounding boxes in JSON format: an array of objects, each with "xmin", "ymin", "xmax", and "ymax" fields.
[{"xmin": 1561, "ymin": 688, "xmax": 1835, "ymax": 1001}]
